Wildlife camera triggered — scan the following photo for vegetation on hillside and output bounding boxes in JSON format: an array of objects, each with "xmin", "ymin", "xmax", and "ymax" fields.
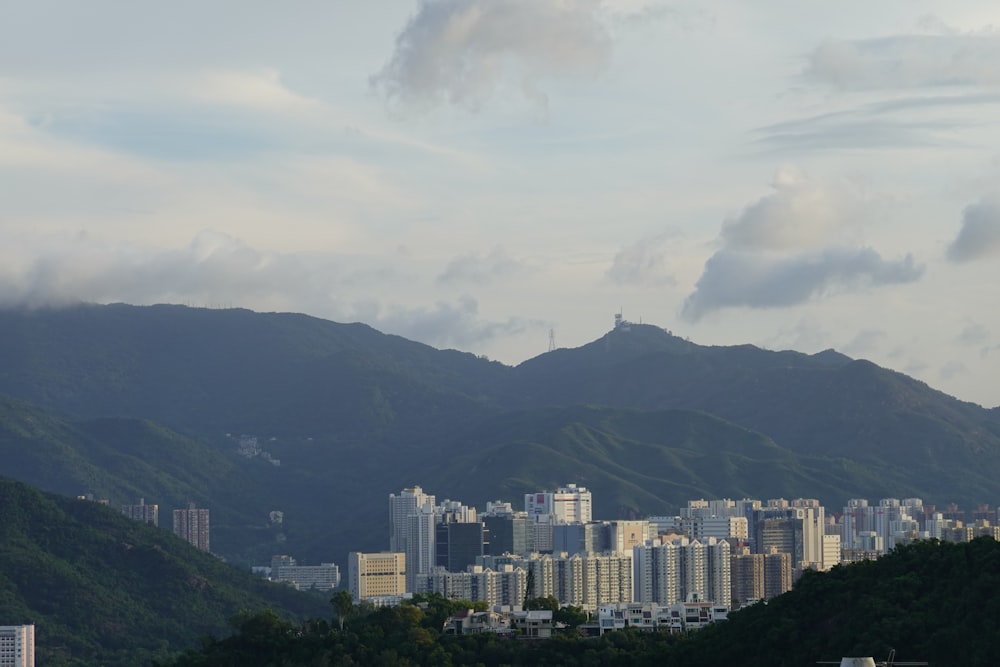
[{"xmin": 0, "ymin": 477, "xmax": 330, "ymax": 667}]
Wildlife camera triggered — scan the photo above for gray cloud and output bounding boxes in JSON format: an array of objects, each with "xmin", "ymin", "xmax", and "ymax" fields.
[
  {"xmin": 436, "ymin": 247, "xmax": 525, "ymax": 285},
  {"xmin": 0, "ymin": 231, "xmax": 407, "ymax": 314},
  {"xmin": 940, "ymin": 360, "xmax": 968, "ymax": 381},
  {"xmin": 946, "ymin": 198, "xmax": 1000, "ymax": 262},
  {"xmin": 681, "ymin": 247, "xmax": 922, "ymax": 320},
  {"xmin": 606, "ymin": 233, "xmax": 677, "ymax": 286},
  {"xmin": 371, "ymin": 0, "xmax": 611, "ymax": 111},
  {"xmin": 957, "ymin": 321, "xmax": 991, "ymax": 347},
  {"xmin": 807, "ymin": 33, "xmax": 1000, "ymax": 91},
  {"xmin": 369, "ymin": 294, "xmax": 543, "ymax": 349},
  {"xmin": 682, "ymin": 172, "xmax": 923, "ymax": 320}
]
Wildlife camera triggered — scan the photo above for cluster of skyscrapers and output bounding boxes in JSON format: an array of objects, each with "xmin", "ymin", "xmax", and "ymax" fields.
[{"xmin": 348, "ymin": 486, "xmax": 1000, "ymax": 612}]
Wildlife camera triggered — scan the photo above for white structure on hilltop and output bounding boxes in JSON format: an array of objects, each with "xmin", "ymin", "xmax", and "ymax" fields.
[{"xmin": 0, "ymin": 625, "xmax": 34, "ymax": 667}]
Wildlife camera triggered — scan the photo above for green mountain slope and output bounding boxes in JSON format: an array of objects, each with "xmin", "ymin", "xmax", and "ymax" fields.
[
  {"xmin": 0, "ymin": 477, "xmax": 331, "ymax": 667},
  {"xmin": 430, "ymin": 405, "xmax": 932, "ymax": 519}
]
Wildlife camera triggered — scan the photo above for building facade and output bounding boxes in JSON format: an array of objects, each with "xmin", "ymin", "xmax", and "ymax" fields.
[
  {"xmin": 121, "ymin": 497, "xmax": 158, "ymax": 526},
  {"xmin": 0, "ymin": 625, "xmax": 34, "ymax": 667},
  {"xmin": 172, "ymin": 503, "xmax": 210, "ymax": 552},
  {"xmin": 348, "ymin": 551, "xmax": 406, "ymax": 601}
]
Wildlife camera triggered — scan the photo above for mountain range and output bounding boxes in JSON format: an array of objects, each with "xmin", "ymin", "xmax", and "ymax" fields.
[{"xmin": 1, "ymin": 302, "xmax": 999, "ymax": 565}]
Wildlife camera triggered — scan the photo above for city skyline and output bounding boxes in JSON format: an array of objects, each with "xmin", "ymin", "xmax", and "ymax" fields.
[{"xmin": 2, "ymin": 2, "xmax": 1000, "ymax": 406}]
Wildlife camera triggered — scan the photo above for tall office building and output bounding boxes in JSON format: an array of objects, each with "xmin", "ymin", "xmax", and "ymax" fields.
[
  {"xmin": 348, "ymin": 552, "xmax": 406, "ymax": 601},
  {"xmin": 483, "ymin": 512, "xmax": 534, "ymax": 556},
  {"xmin": 435, "ymin": 521, "xmax": 488, "ymax": 572},
  {"xmin": 121, "ymin": 497, "xmax": 159, "ymax": 526},
  {"xmin": 0, "ymin": 625, "xmax": 34, "ymax": 667},
  {"xmin": 173, "ymin": 503, "xmax": 210, "ymax": 552}
]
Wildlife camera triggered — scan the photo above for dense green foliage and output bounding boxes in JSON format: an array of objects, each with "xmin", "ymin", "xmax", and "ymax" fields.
[
  {"xmin": 0, "ymin": 477, "xmax": 330, "ymax": 667},
  {"xmin": 162, "ymin": 539, "xmax": 1000, "ymax": 666}
]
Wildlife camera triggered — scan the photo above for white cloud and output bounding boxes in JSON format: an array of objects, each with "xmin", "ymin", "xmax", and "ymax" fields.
[
  {"xmin": 681, "ymin": 169, "xmax": 923, "ymax": 320},
  {"xmin": 606, "ymin": 233, "xmax": 678, "ymax": 286},
  {"xmin": 946, "ymin": 197, "xmax": 1000, "ymax": 262},
  {"xmin": 370, "ymin": 0, "xmax": 612, "ymax": 111}
]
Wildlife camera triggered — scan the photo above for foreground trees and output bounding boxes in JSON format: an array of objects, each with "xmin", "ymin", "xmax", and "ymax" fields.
[{"xmin": 162, "ymin": 538, "xmax": 1000, "ymax": 667}]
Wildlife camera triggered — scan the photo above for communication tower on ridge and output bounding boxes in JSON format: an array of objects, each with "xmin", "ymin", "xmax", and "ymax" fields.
[{"xmin": 548, "ymin": 329, "xmax": 556, "ymax": 352}]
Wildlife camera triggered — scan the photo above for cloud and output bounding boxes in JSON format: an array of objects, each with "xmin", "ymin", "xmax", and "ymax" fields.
[
  {"xmin": 755, "ymin": 93, "xmax": 1000, "ymax": 153},
  {"xmin": 681, "ymin": 169, "xmax": 923, "ymax": 320},
  {"xmin": 606, "ymin": 233, "xmax": 677, "ymax": 286},
  {"xmin": 946, "ymin": 197, "xmax": 1000, "ymax": 262},
  {"xmin": 436, "ymin": 247, "xmax": 525, "ymax": 285},
  {"xmin": 0, "ymin": 231, "xmax": 338, "ymax": 309},
  {"xmin": 806, "ymin": 33, "xmax": 1000, "ymax": 91},
  {"xmin": 940, "ymin": 360, "xmax": 968, "ymax": 381},
  {"xmin": 957, "ymin": 322, "xmax": 990, "ymax": 347},
  {"xmin": 370, "ymin": 0, "xmax": 611, "ymax": 111},
  {"xmin": 365, "ymin": 294, "xmax": 543, "ymax": 349},
  {"xmin": 681, "ymin": 247, "xmax": 922, "ymax": 320}
]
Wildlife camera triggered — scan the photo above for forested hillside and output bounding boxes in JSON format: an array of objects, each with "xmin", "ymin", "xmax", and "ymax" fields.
[{"xmin": 0, "ymin": 477, "xmax": 330, "ymax": 667}]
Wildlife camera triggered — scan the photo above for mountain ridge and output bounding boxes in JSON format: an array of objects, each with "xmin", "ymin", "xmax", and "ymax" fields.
[{"xmin": 2, "ymin": 303, "xmax": 999, "ymax": 565}]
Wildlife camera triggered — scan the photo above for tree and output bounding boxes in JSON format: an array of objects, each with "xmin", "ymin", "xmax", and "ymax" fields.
[{"xmin": 330, "ymin": 590, "xmax": 355, "ymax": 631}]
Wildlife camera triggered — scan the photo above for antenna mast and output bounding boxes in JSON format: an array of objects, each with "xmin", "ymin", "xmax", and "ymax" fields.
[{"xmin": 548, "ymin": 329, "xmax": 556, "ymax": 352}]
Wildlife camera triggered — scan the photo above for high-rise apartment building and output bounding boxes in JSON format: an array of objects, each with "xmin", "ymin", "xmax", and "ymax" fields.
[
  {"xmin": 121, "ymin": 497, "xmax": 159, "ymax": 526},
  {"xmin": 173, "ymin": 503, "xmax": 210, "ymax": 552},
  {"xmin": 525, "ymin": 484, "xmax": 592, "ymax": 524},
  {"xmin": 731, "ymin": 550, "xmax": 765, "ymax": 605},
  {"xmin": 633, "ymin": 538, "xmax": 731, "ymax": 607},
  {"xmin": 763, "ymin": 549, "xmax": 792, "ymax": 598},
  {"xmin": 348, "ymin": 552, "xmax": 406, "ymax": 601},
  {"xmin": 0, "ymin": 625, "xmax": 34, "ymax": 667},
  {"xmin": 388, "ymin": 486, "xmax": 435, "ymax": 553}
]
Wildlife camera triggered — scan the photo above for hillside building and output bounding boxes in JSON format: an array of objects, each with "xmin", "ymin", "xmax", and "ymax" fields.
[
  {"xmin": 172, "ymin": 503, "xmax": 210, "ymax": 552},
  {"xmin": 121, "ymin": 497, "xmax": 158, "ymax": 526},
  {"xmin": 0, "ymin": 625, "xmax": 34, "ymax": 667},
  {"xmin": 271, "ymin": 557, "xmax": 341, "ymax": 592}
]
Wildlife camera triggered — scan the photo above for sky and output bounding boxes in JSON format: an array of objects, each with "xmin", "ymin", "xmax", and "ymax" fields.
[{"xmin": 2, "ymin": 1, "xmax": 1000, "ymax": 408}]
